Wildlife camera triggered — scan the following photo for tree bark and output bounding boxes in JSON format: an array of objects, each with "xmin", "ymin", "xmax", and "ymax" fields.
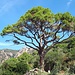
[{"xmin": 39, "ymin": 52, "xmax": 45, "ymax": 71}]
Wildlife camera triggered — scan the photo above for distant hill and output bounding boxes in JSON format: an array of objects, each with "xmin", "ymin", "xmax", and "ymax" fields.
[
  {"xmin": 0, "ymin": 49, "xmax": 18, "ymax": 64},
  {"xmin": 0, "ymin": 47, "xmax": 34, "ymax": 64}
]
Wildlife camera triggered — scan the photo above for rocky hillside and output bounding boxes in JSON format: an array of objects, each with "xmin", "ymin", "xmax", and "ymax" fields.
[
  {"xmin": 0, "ymin": 49, "xmax": 18, "ymax": 64},
  {"xmin": 0, "ymin": 47, "xmax": 34, "ymax": 64},
  {"xmin": 14, "ymin": 47, "xmax": 34, "ymax": 58}
]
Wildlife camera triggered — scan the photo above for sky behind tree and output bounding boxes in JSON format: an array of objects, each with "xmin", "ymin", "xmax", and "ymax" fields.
[{"xmin": 0, "ymin": 0, "xmax": 75, "ymax": 50}]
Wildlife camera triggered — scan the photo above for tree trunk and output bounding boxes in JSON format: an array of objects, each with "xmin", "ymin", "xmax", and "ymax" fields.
[{"xmin": 39, "ymin": 52, "xmax": 45, "ymax": 71}]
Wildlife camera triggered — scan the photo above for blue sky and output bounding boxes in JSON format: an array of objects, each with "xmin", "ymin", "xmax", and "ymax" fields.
[{"xmin": 0, "ymin": 0, "xmax": 75, "ymax": 50}]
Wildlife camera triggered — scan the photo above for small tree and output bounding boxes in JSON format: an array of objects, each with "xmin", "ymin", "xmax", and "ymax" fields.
[{"xmin": 0, "ymin": 6, "xmax": 75, "ymax": 70}]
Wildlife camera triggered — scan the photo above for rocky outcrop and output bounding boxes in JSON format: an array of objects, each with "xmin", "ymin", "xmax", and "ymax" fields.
[
  {"xmin": 0, "ymin": 49, "xmax": 18, "ymax": 63},
  {"xmin": 14, "ymin": 47, "xmax": 34, "ymax": 58},
  {"xmin": 0, "ymin": 47, "xmax": 34, "ymax": 63},
  {"xmin": 24, "ymin": 68, "xmax": 49, "ymax": 75}
]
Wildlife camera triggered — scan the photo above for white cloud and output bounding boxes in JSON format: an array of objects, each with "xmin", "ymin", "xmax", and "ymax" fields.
[
  {"xmin": 0, "ymin": 0, "xmax": 18, "ymax": 16},
  {"xmin": 0, "ymin": 42, "xmax": 12, "ymax": 46},
  {"xmin": 67, "ymin": 0, "xmax": 73, "ymax": 7}
]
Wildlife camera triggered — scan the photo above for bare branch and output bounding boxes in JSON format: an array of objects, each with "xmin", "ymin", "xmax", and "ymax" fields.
[
  {"xmin": 13, "ymin": 34, "xmax": 26, "ymax": 43},
  {"xmin": 46, "ymin": 24, "xmax": 61, "ymax": 43},
  {"xmin": 26, "ymin": 25, "xmax": 40, "ymax": 46},
  {"xmin": 24, "ymin": 42, "xmax": 38, "ymax": 51},
  {"xmin": 13, "ymin": 34, "xmax": 38, "ymax": 51}
]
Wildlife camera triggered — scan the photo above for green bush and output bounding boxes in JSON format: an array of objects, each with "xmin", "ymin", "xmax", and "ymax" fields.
[
  {"xmin": 16, "ymin": 61, "xmax": 30, "ymax": 74},
  {"xmin": 1, "ymin": 52, "xmax": 33, "ymax": 75}
]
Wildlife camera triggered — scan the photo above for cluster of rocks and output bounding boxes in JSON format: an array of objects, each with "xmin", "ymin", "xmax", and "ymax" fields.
[
  {"xmin": 24, "ymin": 68, "xmax": 40, "ymax": 75},
  {"xmin": 24, "ymin": 68, "xmax": 49, "ymax": 75}
]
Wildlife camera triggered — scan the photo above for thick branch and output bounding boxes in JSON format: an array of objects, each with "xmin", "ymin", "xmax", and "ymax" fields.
[
  {"xmin": 13, "ymin": 34, "xmax": 26, "ymax": 43},
  {"xmin": 46, "ymin": 24, "xmax": 61, "ymax": 44},
  {"xmin": 26, "ymin": 24, "xmax": 40, "ymax": 45},
  {"xmin": 13, "ymin": 34, "xmax": 38, "ymax": 51},
  {"xmin": 43, "ymin": 32, "xmax": 72, "ymax": 55}
]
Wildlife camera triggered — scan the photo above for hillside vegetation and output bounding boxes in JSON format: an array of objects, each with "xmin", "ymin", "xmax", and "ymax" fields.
[{"xmin": 0, "ymin": 36, "xmax": 75, "ymax": 75}]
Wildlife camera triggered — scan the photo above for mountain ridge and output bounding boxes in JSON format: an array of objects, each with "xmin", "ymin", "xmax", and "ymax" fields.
[{"xmin": 0, "ymin": 47, "xmax": 34, "ymax": 64}]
